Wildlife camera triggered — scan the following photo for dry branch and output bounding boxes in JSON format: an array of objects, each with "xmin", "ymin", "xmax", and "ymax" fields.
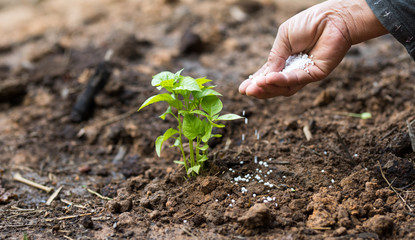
[
  {"xmin": 407, "ymin": 119, "xmax": 415, "ymax": 152},
  {"xmin": 378, "ymin": 160, "xmax": 413, "ymax": 212},
  {"xmin": 46, "ymin": 186, "xmax": 63, "ymax": 205},
  {"xmin": 13, "ymin": 173, "xmax": 53, "ymax": 193}
]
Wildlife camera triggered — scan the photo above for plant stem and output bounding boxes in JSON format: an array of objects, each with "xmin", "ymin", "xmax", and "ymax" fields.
[
  {"xmin": 189, "ymin": 139, "xmax": 195, "ymax": 168},
  {"xmin": 178, "ymin": 126, "xmax": 188, "ymax": 172},
  {"xmin": 195, "ymin": 137, "xmax": 200, "ymax": 164},
  {"xmin": 175, "ymin": 114, "xmax": 188, "ymax": 172}
]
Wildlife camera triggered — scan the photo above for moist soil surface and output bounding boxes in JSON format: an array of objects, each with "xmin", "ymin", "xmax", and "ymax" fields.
[{"xmin": 1, "ymin": 0, "xmax": 415, "ymax": 239}]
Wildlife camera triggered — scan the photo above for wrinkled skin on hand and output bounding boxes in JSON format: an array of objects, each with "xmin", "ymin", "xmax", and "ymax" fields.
[{"xmin": 239, "ymin": 0, "xmax": 388, "ymax": 99}]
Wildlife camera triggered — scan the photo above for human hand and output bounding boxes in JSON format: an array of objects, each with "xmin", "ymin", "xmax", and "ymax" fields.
[{"xmin": 239, "ymin": 0, "xmax": 388, "ymax": 99}]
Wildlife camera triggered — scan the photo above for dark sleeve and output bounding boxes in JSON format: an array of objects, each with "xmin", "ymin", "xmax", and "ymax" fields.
[{"xmin": 366, "ymin": 0, "xmax": 415, "ymax": 60}]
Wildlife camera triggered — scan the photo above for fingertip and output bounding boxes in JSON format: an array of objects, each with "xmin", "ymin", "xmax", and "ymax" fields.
[{"xmin": 239, "ymin": 79, "xmax": 251, "ymax": 94}]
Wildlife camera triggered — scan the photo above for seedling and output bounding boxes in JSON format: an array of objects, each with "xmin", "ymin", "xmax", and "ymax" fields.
[
  {"xmin": 138, "ymin": 70, "xmax": 242, "ymax": 176},
  {"xmin": 336, "ymin": 112, "xmax": 372, "ymax": 120}
]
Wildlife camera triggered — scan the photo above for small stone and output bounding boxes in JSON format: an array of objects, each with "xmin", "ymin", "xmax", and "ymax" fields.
[
  {"xmin": 119, "ymin": 199, "xmax": 132, "ymax": 213},
  {"xmin": 107, "ymin": 200, "xmax": 121, "ymax": 213},
  {"xmin": 80, "ymin": 216, "xmax": 94, "ymax": 229},
  {"xmin": 200, "ymin": 176, "xmax": 218, "ymax": 194},
  {"xmin": 333, "ymin": 227, "xmax": 347, "ymax": 236},
  {"xmin": 237, "ymin": 203, "xmax": 271, "ymax": 229},
  {"xmin": 364, "ymin": 215, "xmax": 393, "ymax": 235},
  {"xmin": 78, "ymin": 165, "xmax": 91, "ymax": 174},
  {"xmin": 149, "ymin": 210, "xmax": 160, "ymax": 220},
  {"xmin": 0, "ymin": 79, "xmax": 27, "ymax": 104}
]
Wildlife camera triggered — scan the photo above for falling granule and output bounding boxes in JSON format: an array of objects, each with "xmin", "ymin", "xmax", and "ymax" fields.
[
  {"xmin": 242, "ymin": 134, "xmax": 245, "ymax": 141},
  {"xmin": 282, "ymin": 53, "xmax": 314, "ymax": 73},
  {"xmin": 254, "ymin": 156, "xmax": 258, "ymax": 164},
  {"xmin": 245, "ymin": 118, "xmax": 248, "ymax": 124},
  {"xmin": 242, "ymin": 110, "xmax": 245, "ymax": 116}
]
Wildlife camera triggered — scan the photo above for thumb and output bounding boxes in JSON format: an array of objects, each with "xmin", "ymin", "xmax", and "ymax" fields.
[{"xmin": 266, "ymin": 24, "xmax": 293, "ymax": 73}]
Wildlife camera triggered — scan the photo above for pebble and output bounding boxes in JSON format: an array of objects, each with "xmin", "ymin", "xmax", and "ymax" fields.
[{"xmin": 237, "ymin": 204, "xmax": 272, "ymax": 229}]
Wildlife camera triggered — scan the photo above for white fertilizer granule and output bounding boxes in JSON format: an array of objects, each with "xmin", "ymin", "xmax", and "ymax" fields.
[{"xmin": 281, "ymin": 53, "xmax": 314, "ymax": 73}]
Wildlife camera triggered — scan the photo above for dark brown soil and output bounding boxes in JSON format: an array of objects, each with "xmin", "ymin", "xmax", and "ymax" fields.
[{"xmin": 1, "ymin": 0, "xmax": 415, "ymax": 239}]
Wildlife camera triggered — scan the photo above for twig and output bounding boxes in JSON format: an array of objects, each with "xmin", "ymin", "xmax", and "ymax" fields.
[
  {"xmin": 310, "ymin": 226, "xmax": 331, "ymax": 230},
  {"xmin": 303, "ymin": 125, "xmax": 312, "ymax": 141},
  {"xmin": 406, "ymin": 119, "xmax": 415, "ymax": 152},
  {"xmin": 77, "ymin": 109, "xmax": 137, "ymax": 138},
  {"xmin": 96, "ymin": 108, "xmax": 137, "ymax": 129},
  {"xmin": 181, "ymin": 227, "xmax": 198, "ymax": 239},
  {"xmin": 405, "ymin": 212, "xmax": 415, "ymax": 217},
  {"xmin": 91, "ymin": 216, "xmax": 111, "ymax": 221},
  {"xmin": 381, "ymin": 126, "xmax": 397, "ymax": 140},
  {"xmin": 45, "ymin": 213, "xmax": 92, "ymax": 222},
  {"xmin": 61, "ymin": 199, "xmax": 87, "ymax": 209},
  {"xmin": 0, "ymin": 224, "xmax": 48, "ymax": 229},
  {"xmin": 46, "ymin": 186, "xmax": 63, "ymax": 205},
  {"xmin": 13, "ymin": 173, "xmax": 53, "ymax": 193},
  {"xmin": 335, "ymin": 132, "xmax": 353, "ymax": 162},
  {"xmin": 378, "ymin": 160, "xmax": 413, "ymax": 212},
  {"xmin": 10, "ymin": 206, "xmax": 36, "ymax": 211},
  {"xmin": 63, "ymin": 236, "xmax": 75, "ymax": 240},
  {"xmin": 87, "ymin": 188, "xmax": 113, "ymax": 200}
]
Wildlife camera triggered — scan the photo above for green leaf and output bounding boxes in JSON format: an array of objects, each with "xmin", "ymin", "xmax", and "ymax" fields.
[
  {"xmin": 199, "ymin": 145, "xmax": 209, "ymax": 151},
  {"xmin": 152, "ymin": 71, "xmax": 175, "ymax": 86},
  {"xmin": 210, "ymin": 122, "xmax": 225, "ymax": 128},
  {"xmin": 173, "ymin": 76, "xmax": 201, "ymax": 92},
  {"xmin": 201, "ymin": 96, "xmax": 223, "ymax": 116},
  {"xmin": 173, "ymin": 160, "xmax": 185, "ymax": 165},
  {"xmin": 190, "ymin": 110, "xmax": 210, "ymax": 119},
  {"xmin": 187, "ymin": 165, "xmax": 201, "ymax": 175},
  {"xmin": 160, "ymin": 79, "xmax": 175, "ymax": 89},
  {"xmin": 212, "ymin": 134, "xmax": 222, "ymax": 138},
  {"xmin": 159, "ymin": 106, "xmax": 173, "ymax": 120},
  {"xmin": 172, "ymin": 138, "xmax": 180, "ymax": 147},
  {"xmin": 174, "ymin": 69, "xmax": 184, "ymax": 81},
  {"xmin": 182, "ymin": 114, "xmax": 203, "ymax": 140},
  {"xmin": 155, "ymin": 128, "xmax": 179, "ymax": 157},
  {"xmin": 138, "ymin": 93, "xmax": 182, "ymax": 111},
  {"xmin": 195, "ymin": 77, "xmax": 212, "ymax": 88},
  {"xmin": 198, "ymin": 155, "xmax": 208, "ymax": 162},
  {"xmin": 216, "ymin": 114, "xmax": 244, "ymax": 121},
  {"xmin": 193, "ymin": 88, "xmax": 222, "ymax": 99},
  {"xmin": 201, "ymin": 122, "xmax": 213, "ymax": 142}
]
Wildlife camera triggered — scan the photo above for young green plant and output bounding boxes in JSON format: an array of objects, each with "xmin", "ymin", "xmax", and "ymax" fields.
[{"xmin": 138, "ymin": 70, "xmax": 242, "ymax": 176}]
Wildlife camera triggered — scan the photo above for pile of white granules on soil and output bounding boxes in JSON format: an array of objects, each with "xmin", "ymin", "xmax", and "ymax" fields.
[{"xmin": 282, "ymin": 52, "xmax": 314, "ymax": 73}]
